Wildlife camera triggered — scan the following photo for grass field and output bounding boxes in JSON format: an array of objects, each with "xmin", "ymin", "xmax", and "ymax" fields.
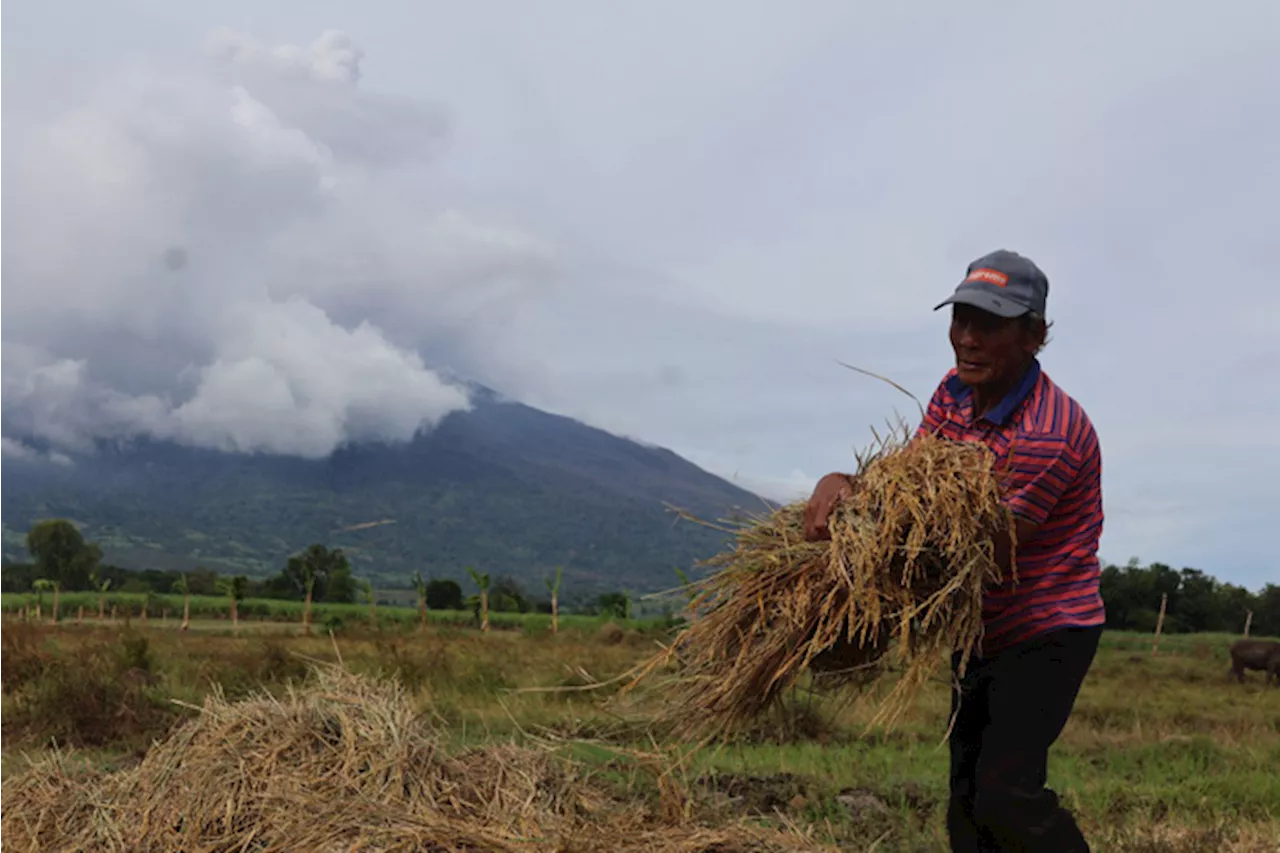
[
  {"xmin": 2, "ymin": 618, "xmax": 1277, "ymax": 851},
  {"xmin": 0, "ymin": 590, "xmax": 671, "ymax": 632}
]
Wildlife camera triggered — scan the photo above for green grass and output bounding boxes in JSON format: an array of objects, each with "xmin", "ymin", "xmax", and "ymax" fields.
[
  {"xmin": 2, "ymin": 623, "xmax": 1277, "ymax": 851},
  {"xmin": 0, "ymin": 591, "xmax": 670, "ymax": 633}
]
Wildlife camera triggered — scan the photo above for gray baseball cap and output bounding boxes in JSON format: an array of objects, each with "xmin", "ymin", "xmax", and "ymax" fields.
[{"xmin": 934, "ymin": 249, "xmax": 1049, "ymax": 318}]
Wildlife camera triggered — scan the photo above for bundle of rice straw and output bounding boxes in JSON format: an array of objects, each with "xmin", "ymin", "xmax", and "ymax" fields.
[
  {"xmin": 1, "ymin": 663, "xmax": 837, "ymax": 853},
  {"xmin": 627, "ymin": 422, "xmax": 1014, "ymax": 739}
]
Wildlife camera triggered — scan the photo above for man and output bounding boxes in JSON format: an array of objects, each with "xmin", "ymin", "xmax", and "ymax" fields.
[{"xmin": 802, "ymin": 249, "xmax": 1105, "ymax": 852}]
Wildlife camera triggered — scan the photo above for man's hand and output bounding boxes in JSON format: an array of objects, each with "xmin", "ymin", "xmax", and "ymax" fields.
[
  {"xmin": 992, "ymin": 514, "xmax": 1041, "ymax": 577},
  {"xmin": 802, "ymin": 472, "xmax": 857, "ymax": 541}
]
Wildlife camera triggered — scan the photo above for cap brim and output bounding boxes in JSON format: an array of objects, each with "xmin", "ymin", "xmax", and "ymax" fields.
[{"xmin": 934, "ymin": 290, "xmax": 1029, "ymax": 318}]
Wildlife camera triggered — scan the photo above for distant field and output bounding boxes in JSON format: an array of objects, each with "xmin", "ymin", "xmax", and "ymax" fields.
[
  {"xmin": 2, "ymin": 622, "xmax": 1276, "ymax": 851},
  {"xmin": 0, "ymin": 591, "xmax": 671, "ymax": 633}
]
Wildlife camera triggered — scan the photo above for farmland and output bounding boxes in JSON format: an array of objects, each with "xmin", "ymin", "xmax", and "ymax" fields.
[
  {"xmin": 2, "ymin": 616, "xmax": 1277, "ymax": 851},
  {"xmin": 0, "ymin": 590, "xmax": 658, "ymax": 633}
]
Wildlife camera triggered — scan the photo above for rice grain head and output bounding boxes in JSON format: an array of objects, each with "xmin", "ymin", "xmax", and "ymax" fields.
[{"xmin": 625, "ymin": 422, "xmax": 1014, "ymax": 740}]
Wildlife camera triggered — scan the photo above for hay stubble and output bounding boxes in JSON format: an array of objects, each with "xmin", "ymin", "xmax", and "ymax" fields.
[{"xmin": 1, "ymin": 664, "xmax": 837, "ymax": 853}]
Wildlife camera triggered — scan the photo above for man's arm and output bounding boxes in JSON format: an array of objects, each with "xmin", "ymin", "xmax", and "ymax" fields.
[{"xmin": 991, "ymin": 515, "xmax": 1041, "ymax": 576}]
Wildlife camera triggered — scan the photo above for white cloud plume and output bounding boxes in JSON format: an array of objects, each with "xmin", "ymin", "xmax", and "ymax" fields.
[
  {"xmin": 2, "ymin": 29, "xmax": 555, "ymax": 458},
  {"xmin": 2, "ymin": 438, "xmax": 73, "ymax": 468},
  {"xmin": 207, "ymin": 28, "xmax": 365, "ymax": 85}
]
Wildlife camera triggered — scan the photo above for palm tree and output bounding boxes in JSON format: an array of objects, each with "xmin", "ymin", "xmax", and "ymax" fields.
[
  {"xmin": 412, "ymin": 571, "xmax": 429, "ymax": 633},
  {"xmin": 301, "ymin": 566, "xmax": 318, "ymax": 635},
  {"xmin": 91, "ymin": 571, "xmax": 112, "ymax": 620},
  {"xmin": 32, "ymin": 579, "xmax": 53, "ymax": 622},
  {"xmin": 293, "ymin": 560, "xmax": 320, "ymax": 635},
  {"xmin": 217, "ymin": 576, "xmax": 246, "ymax": 629},
  {"xmin": 360, "ymin": 580, "xmax": 377, "ymax": 629},
  {"xmin": 33, "ymin": 573, "xmax": 60, "ymax": 622},
  {"xmin": 467, "ymin": 567, "xmax": 491, "ymax": 632},
  {"xmin": 545, "ymin": 566, "xmax": 563, "ymax": 634},
  {"xmin": 174, "ymin": 574, "xmax": 192, "ymax": 631}
]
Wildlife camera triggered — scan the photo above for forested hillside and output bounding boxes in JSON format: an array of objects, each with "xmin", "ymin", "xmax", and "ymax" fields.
[{"xmin": 2, "ymin": 388, "xmax": 764, "ymax": 596}]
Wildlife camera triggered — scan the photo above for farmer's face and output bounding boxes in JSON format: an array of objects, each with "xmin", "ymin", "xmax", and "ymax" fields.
[{"xmin": 949, "ymin": 304, "xmax": 1040, "ymax": 390}]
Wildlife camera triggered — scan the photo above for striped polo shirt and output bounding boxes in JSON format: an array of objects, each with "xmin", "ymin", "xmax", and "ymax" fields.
[{"xmin": 915, "ymin": 359, "xmax": 1106, "ymax": 653}]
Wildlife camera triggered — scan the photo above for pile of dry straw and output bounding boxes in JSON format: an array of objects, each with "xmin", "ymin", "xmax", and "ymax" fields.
[
  {"xmin": 628, "ymin": 423, "xmax": 1014, "ymax": 738},
  {"xmin": 2, "ymin": 664, "xmax": 834, "ymax": 853}
]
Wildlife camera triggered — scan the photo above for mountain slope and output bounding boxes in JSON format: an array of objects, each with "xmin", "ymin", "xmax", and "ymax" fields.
[{"xmin": 1, "ymin": 391, "xmax": 769, "ymax": 596}]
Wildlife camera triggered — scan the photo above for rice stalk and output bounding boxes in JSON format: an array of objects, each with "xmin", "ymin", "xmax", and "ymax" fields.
[
  {"xmin": 1, "ymin": 663, "xmax": 836, "ymax": 853},
  {"xmin": 625, "ymin": 421, "xmax": 1014, "ymax": 740}
]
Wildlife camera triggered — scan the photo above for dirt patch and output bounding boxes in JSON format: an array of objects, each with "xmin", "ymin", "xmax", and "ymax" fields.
[{"xmin": 696, "ymin": 772, "xmax": 812, "ymax": 814}]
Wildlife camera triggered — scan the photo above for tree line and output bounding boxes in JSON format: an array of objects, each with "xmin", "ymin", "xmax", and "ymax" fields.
[
  {"xmin": 2, "ymin": 520, "xmax": 639, "ymax": 626},
  {"xmin": 1100, "ymin": 559, "xmax": 1279, "ymax": 636},
  {"xmin": 15, "ymin": 519, "xmax": 1269, "ymax": 637}
]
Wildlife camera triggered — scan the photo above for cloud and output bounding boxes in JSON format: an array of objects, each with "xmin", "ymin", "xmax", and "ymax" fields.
[
  {"xmin": 206, "ymin": 28, "xmax": 364, "ymax": 85},
  {"xmin": 2, "ymin": 6, "xmax": 1277, "ymax": 589},
  {"xmin": 170, "ymin": 297, "xmax": 470, "ymax": 456},
  {"xmin": 1, "ymin": 438, "xmax": 73, "ymax": 468},
  {"xmin": 204, "ymin": 28, "xmax": 448, "ymax": 167},
  {"xmin": 1, "ymin": 28, "xmax": 554, "ymax": 458}
]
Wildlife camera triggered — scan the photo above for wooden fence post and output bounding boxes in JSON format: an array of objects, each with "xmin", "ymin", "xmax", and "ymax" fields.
[
  {"xmin": 1152, "ymin": 593, "xmax": 1168, "ymax": 655},
  {"xmin": 1243, "ymin": 610, "xmax": 1253, "ymax": 639}
]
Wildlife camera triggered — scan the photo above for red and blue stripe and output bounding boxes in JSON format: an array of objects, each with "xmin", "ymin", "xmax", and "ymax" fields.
[{"xmin": 915, "ymin": 359, "xmax": 1106, "ymax": 653}]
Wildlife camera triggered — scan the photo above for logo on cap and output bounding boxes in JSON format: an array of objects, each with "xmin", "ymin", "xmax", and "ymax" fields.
[{"xmin": 964, "ymin": 268, "xmax": 1009, "ymax": 287}]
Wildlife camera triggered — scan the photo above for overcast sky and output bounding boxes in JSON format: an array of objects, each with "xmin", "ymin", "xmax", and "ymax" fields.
[{"xmin": 3, "ymin": 1, "xmax": 1277, "ymax": 589}]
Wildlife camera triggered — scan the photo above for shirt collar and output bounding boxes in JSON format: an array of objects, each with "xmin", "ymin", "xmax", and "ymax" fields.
[{"xmin": 945, "ymin": 359, "xmax": 1041, "ymax": 426}]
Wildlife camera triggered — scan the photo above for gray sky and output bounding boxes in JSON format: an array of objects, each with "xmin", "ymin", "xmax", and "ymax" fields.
[{"xmin": 3, "ymin": 1, "xmax": 1278, "ymax": 589}]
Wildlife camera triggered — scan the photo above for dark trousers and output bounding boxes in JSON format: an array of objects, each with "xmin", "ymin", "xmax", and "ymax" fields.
[{"xmin": 947, "ymin": 625, "xmax": 1101, "ymax": 853}]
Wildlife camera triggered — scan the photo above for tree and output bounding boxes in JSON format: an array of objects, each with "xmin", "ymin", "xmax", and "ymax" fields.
[
  {"xmin": 174, "ymin": 573, "xmax": 192, "ymax": 631},
  {"xmin": 32, "ymin": 573, "xmax": 58, "ymax": 622},
  {"xmin": 489, "ymin": 575, "xmax": 528, "ymax": 613},
  {"xmin": 359, "ymin": 579, "xmax": 377, "ymax": 629},
  {"xmin": 283, "ymin": 545, "xmax": 347, "ymax": 634},
  {"xmin": 90, "ymin": 570, "xmax": 112, "ymax": 620},
  {"xmin": 186, "ymin": 567, "xmax": 220, "ymax": 596},
  {"xmin": 545, "ymin": 566, "xmax": 563, "ymax": 634},
  {"xmin": 325, "ymin": 560, "xmax": 357, "ymax": 604},
  {"xmin": 425, "ymin": 579, "xmax": 464, "ymax": 611},
  {"xmin": 1178, "ymin": 568, "xmax": 1221, "ymax": 633},
  {"xmin": 597, "ymin": 591, "xmax": 630, "ymax": 620},
  {"xmin": 217, "ymin": 575, "xmax": 247, "ymax": 628},
  {"xmin": 1097, "ymin": 559, "xmax": 1276, "ymax": 636},
  {"xmin": 32, "ymin": 578, "xmax": 55, "ymax": 621},
  {"xmin": 302, "ymin": 565, "xmax": 318, "ymax": 634},
  {"xmin": 412, "ymin": 571, "xmax": 429, "ymax": 633},
  {"xmin": 1220, "ymin": 583, "xmax": 1256, "ymax": 634},
  {"xmin": 1254, "ymin": 584, "xmax": 1280, "ymax": 637},
  {"xmin": 467, "ymin": 567, "xmax": 491, "ymax": 632},
  {"xmin": 281, "ymin": 544, "xmax": 351, "ymax": 606},
  {"xmin": 25, "ymin": 519, "xmax": 101, "ymax": 590}
]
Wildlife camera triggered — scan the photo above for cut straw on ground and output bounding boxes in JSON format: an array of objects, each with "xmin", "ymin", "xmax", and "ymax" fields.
[
  {"xmin": 624, "ymin": 422, "xmax": 1015, "ymax": 741},
  {"xmin": 1, "ymin": 663, "xmax": 839, "ymax": 853}
]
